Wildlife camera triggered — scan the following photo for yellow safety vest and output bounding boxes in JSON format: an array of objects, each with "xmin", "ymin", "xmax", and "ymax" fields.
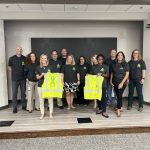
[
  {"xmin": 42, "ymin": 72, "xmax": 63, "ymax": 98},
  {"xmin": 84, "ymin": 75, "xmax": 104, "ymax": 101}
]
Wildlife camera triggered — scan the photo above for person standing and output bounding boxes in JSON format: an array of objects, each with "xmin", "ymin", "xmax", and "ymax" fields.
[
  {"xmin": 58, "ymin": 48, "xmax": 68, "ymax": 66},
  {"xmin": 49, "ymin": 50, "xmax": 64, "ymax": 109},
  {"xmin": 105, "ymin": 49, "xmax": 117, "ymax": 106},
  {"xmin": 110, "ymin": 51, "xmax": 129, "ymax": 117},
  {"xmin": 77, "ymin": 56, "xmax": 90, "ymax": 105},
  {"xmin": 35, "ymin": 54, "xmax": 53, "ymax": 119},
  {"xmin": 90, "ymin": 54, "xmax": 109, "ymax": 118},
  {"xmin": 8, "ymin": 47, "xmax": 26, "ymax": 113},
  {"xmin": 25, "ymin": 52, "xmax": 40, "ymax": 113},
  {"xmin": 90, "ymin": 54, "xmax": 98, "ymax": 109},
  {"xmin": 62, "ymin": 54, "xmax": 80, "ymax": 110},
  {"xmin": 128, "ymin": 49, "xmax": 146, "ymax": 112}
]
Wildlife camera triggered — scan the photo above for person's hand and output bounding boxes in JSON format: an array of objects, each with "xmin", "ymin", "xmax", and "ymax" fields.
[
  {"xmin": 110, "ymin": 81, "xmax": 114, "ymax": 87},
  {"xmin": 118, "ymin": 82, "xmax": 124, "ymax": 89},
  {"xmin": 140, "ymin": 79, "xmax": 145, "ymax": 85},
  {"xmin": 41, "ymin": 73, "xmax": 45, "ymax": 76},
  {"xmin": 97, "ymin": 73, "xmax": 102, "ymax": 76},
  {"xmin": 77, "ymin": 80, "xmax": 80, "ymax": 85}
]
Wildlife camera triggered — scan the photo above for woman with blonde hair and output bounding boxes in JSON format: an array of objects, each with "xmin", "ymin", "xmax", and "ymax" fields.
[
  {"xmin": 90, "ymin": 54, "xmax": 98, "ymax": 109},
  {"xmin": 62, "ymin": 54, "xmax": 80, "ymax": 110},
  {"xmin": 128, "ymin": 49, "xmax": 146, "ymax": 112},
  {"xmin": 35, "ymin": 54, "xmax": 53, "ymax": 119}
]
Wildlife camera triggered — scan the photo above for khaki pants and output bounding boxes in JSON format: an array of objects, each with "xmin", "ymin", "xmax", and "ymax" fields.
[
  {"xmin": 38, "ymin": 87, "xmax": 53, "ymax": 115},
  {"xmin": 27, "ymin": 81, "xmax": 39, "ymax": 111},
  {"xmin": 57, "ymin": 98, "xmax": 63, "ymax": 107}
]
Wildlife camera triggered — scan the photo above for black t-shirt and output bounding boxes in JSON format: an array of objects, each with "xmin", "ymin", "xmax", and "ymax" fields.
[
  {"xmin": 35, "ymin": 65, "xmax": 53, "ymax": 87},
  {"xmin": 62, "ymin": 64, "xmax": 79, "ymax": 83},
  {"xmin": 8, "ymin": 55, "xmax": 26, "ymax": 81},
  {"xmin": 77, "ymin": 63, "xmax": 90, "ymax": 83},
  {"xmin": 111, "ymin": 61, "xmax": 129, "ymax": 85},
  {"xmin": 90, "ymin": 64, "xmax": 109, "ymax": 88},
  {"xmin": 25, "ymin": 62, "xmax": 39, "ymax": 82},
  {"xmin": 129, "ymin": 59, "xmax": 146, "ymax": 81},
  {"xmin": 58, "ymin": 56, "xmax": 66, "ymax": 66},
  {"xmin": 49, "ymin": 59, "xmax": 62, "ymax": 73}
]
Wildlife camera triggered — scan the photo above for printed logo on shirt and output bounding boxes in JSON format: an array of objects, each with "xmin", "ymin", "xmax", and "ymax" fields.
[
  {"xmin": 57, "ymin": 64, "xmax": 60, "ymax": 68},
  {"xmin": 73, "ymin": 67, "xmax": 76, "ymax": 71},
  {"xmin": 22, "ymin": 61, "xmax": 25, "ymax": 66},
  {"xmin": 48, "ymin": 69, "xmax": 51, "ymax": 72},
  {"xmin": 83, "ymin": 67, "xmax": 87, "ymax": 70},
  {"xmin": 100, "ymin": 68, "xmax": 104, "ymax": 72},
  {"xmin": 120, "ymin": 67, "xmax": 124, "ymax": 70},
  {"xmin": 137, "ymin": 64, "xmax": 141, "ymax": 68}
]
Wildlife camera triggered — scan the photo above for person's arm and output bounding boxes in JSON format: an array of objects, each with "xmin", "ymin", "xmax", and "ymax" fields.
[
  {"xmin": 8, "ymin": 57, "xmax": 13, "ymax": 71},
  {"xmin": 77, "ymin": 73, "xmax": 80, "ymax": 85},
  {"xmin": 118, "ymin": 72, "xmax": 129, "ymax": 89},
  {"xmin": 141, "ymin": 70, "xmax": 146, "ymax": 84},
  {"xmin": 110, "ymin": 73, "xmax": 114, "ymax": 87},
  {"xmin": 35, "ymin": 67, "xmax": 45, "ymax": 80},
  {"xmin": 101, "ymin": 65, "xmax": 109, "ymax": 78}
]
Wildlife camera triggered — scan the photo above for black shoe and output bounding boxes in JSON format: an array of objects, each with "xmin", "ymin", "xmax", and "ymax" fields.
[
  {"xmin": 102, "ymin": 113, "xmax": 109, "ymax": 118},
  {"xmin": 35, "ymin": 108, "xmax": 40, "ymax": 111},
  {"xmin": 13, "ymin": 108, "xmax": 17, "ymax": 113},
  {"xmin": 58, "ymin": 106, "xmax": 64, "ymax": 109},
  {"xmin": 22, "ymin": 106, "xmax": 26, "ymax": 110}
]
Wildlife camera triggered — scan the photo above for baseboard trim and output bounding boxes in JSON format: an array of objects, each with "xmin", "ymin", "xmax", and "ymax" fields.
[{"xmin": 0, "ymin": 105, "xmax": 9, "ymax": 110}]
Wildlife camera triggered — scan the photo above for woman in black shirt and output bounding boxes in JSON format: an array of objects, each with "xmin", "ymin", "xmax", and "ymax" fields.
[
  {"xmin": 128, "ymin": 49, "xmax": 146, "ymax": 112},
  {"xmin": 110, "ymin": 51, "xmax": 129, "ymax": 117},
  {"xmin": 35, "ymin": 54, "xmax": 54, "ymax": 119},
  {"xmin": 25, "ymin": 52, "xmax": 39, "ymax": 113},
  {"xmin": 62, "ymin": 54, "xmax": 80, "ymax": 110},
  {"xmin": 77, "ymin": 56, "xmax": 89, "ymax": 105}
]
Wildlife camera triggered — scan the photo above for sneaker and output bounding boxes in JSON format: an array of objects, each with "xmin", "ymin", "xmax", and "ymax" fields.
[
  {"xmin": 138, "ymin": 107, "xmax": 143, "ymax": 112},
  {"xmin": 127, "ymin": 106, "xmax": 132, "ymax": 110},
  {"xmin": 13, "ymin": 108, "xmax": 17, "ymax": 113}
]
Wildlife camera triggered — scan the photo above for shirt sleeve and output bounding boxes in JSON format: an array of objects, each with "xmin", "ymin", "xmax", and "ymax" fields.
[
  {"xmin": 76, "ymin": 65, "xmax": 79, "ymax": 74},
  {"xmin": 125, "ymin": 62, "xmax": 129, "ymax": 72},
  {"xmin": 141, "ymin": 60, "xmax": 146, "ymax": 70},
  {"xmin": 8, "ymin": 57, "xmax": 13, "ymax": 67},
  {"xmin": 35, "ymin": 66, "xmax": 40, "ymax": 75}
]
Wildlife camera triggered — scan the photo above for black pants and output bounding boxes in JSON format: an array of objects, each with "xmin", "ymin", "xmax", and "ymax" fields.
[
  {"xmin": 77, "ymin": 82, "xmax": 89, "ymax": 105},
  {"xmin": 114, "ymin": 85, "xmax": 126, "ymax": 109},
  {"xmin": 97, "ymin": 88, "xmax": 107, "ymax": 113},
  {"xmin": 12, "ymin": 80, "xmax": 26, "ymax": 109},
  {"xmin": 128, "ymin": 80, "xmax": 144, "ymax": 108}
]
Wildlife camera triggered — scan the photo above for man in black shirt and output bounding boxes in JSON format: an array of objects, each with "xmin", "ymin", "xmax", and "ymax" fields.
[
  {"xmin": 105, "ymin": 49, "xmax": 117, "ymax": 106},
  {"xmin": 58, "ymin": 48, "xmax": 68, "ymax": 66},
  {"xmin": 50, "ymin": 50, "xmax": 63, "ymax": 109},
  {"xmin": 8, "ymin": 47, "xmax": 26, "ymax": 113}
]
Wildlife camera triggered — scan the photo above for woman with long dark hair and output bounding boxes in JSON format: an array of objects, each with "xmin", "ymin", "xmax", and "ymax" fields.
[
  {"xmin": 110, "ymin": 51, "xmax": 129, "ymax": 117},
  {"xmin": 25, "ymin": 52, "xmax": 39, "ymax": 113}
]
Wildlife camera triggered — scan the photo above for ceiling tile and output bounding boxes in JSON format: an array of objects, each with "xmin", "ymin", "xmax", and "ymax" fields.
[
  {"xmin": 65, "ymin": 4, "xmax": 87, "ymax": 12},
  {"xmin": 41, "ymin": 4, "xmax": 64, "ymax": 12},
  {"xmin": 87, "ymin": 5, "xmax": 110, "ymax": 12},
  {"xmin": 0, "ymin": 4, "xmax": 21, "ymax": 12},
  {"xmin": 108, "ymin": 5, "xmax": 132, "ymax": 12},
  {"xmin": 18, "ymin": 4, "xmax": 42, "ymax": 12}
]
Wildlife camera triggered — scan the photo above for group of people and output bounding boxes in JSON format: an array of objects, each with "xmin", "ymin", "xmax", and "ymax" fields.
[{"xmin": 8, "ymin": 47, "xmax": 146, "ymax": 119}]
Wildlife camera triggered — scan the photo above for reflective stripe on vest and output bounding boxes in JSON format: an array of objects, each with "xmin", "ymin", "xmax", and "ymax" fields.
[
  {"xmin": 84, "ymin": 75, "xmax": 104, "ymax": 101},
  {"xmin": 42, "ymin": 72, "xmax": 63, "ymax": 98}
]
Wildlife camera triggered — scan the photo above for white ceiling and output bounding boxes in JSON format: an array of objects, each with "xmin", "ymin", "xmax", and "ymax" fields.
[{"xmin": 0, "ymin": 4, "xmax": 150, "ymax": 12}]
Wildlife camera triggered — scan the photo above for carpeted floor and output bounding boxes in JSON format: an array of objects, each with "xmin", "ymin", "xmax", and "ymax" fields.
[{"xmin": 0, "ymin": 133, "xmax": 150, "ymax": 150}]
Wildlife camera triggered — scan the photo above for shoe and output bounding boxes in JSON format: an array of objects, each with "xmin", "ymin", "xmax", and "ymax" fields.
[
  {"xmin": 29, "ymin": 110, "xmax": 32, "ymax": 113},
  {"xmin": 71, "ymin": 106, "xmax": 76, "ymax": 109},
  {"xmin": 138, "ymin": 107, "xmax": 143, "ymax": 112},
  {"xmin": 22, "ymin": 106, "xmax": 26, "ymax": 110},
  {"xmin": 40, "ymin": 114, "xmax": 44, "ymax": 120},
  {"xmin": 117, "ymin": 109, "xmax": 121, "ymax": 117},
  {"xmin": 127, "ymin": 106, "xmax": 132, "ymax": 110},
  {"xmin": 102, "ymin": 113, "xmax": 109, "ymax": 118},
  {"xmin": 49, "ymin": 113, "xmax": 53, "ymax": 119},
  {"xmin": 13, "ymin": 108, "xmax": 17, "ymax": 113},
  {"xmin": 96, "ymin": 109, "xmax": 102, "ymax": 115},
  {"xmin": 35, "ymin": 108, "xmax": 40, "ymax": 111},
  {"xmin": 67, "ymin": 107, "xmax": 71, "ymax": 110},
  {"xmin": 58, "ymin": 106, "xmax": 64, "ymax": 109}
]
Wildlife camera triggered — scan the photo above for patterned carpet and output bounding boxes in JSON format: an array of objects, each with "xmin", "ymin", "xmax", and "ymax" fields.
[{"xmin": 0, "ymin": 133, "xmax": 150, "ymax": 150}]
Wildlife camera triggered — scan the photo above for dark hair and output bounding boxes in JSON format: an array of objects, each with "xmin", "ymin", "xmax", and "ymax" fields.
[
  {"xmin": 96, "ymin": 53, "xmax": 105, "ymax": 61},
  {"xmin": 26, "ymin": 52, "xmax": 38, "ymax": 64},
  {"xmin": 116, "ymin": 51, "xmax": 125, "ymax": 61},
  {"xmin": 79, "ymin": 56, "xmax": 86, "ymax": 63},
  {"xmin": 51, "ymin": 50, "xmax": 58, "ymax": 55}
]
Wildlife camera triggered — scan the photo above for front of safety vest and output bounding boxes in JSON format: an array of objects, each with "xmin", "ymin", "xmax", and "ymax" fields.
[
  {"xmin": 84, "ymin": 75, "xmax": 104, "ymax": 101},
  {"xmin": 42, "ymin": 72, "xmax": 63, "ymax": 98}
]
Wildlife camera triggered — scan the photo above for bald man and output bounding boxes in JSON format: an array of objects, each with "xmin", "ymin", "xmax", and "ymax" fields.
[{"xmin": 8, "ymin": 47, "xmax": 26, "ymax": 113}]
